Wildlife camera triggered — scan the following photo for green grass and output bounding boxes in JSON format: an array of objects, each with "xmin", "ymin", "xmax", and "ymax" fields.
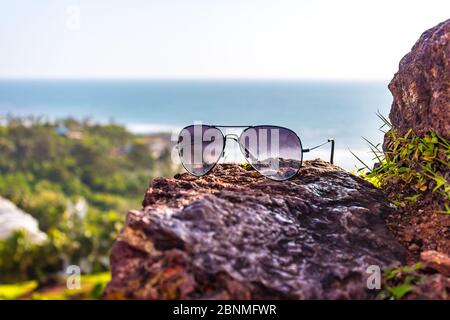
[
  {"xmin": 379, "ymin": 262, "xmax": 424, "ymax": 300},
  {"xmin": 0, "ymin": 280, "xmax": 38, "ymax": 299},
  {"xmin": 0, "ymin": 272, "xmax": 111, "ymax": 300},
  {"xmin": 352, "ymin": 112, "xmax": 450, "ymax": 213}
]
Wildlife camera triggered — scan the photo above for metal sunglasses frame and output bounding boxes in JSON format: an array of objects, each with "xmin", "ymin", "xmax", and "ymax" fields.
[{"xmin": 177, "ymin": 124, "xmax": 335, "ymax": 181}]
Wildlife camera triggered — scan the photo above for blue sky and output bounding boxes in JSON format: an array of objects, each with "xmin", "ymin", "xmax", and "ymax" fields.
[{"xmin": 1, "ymin": 0, "xmax": 449, "ymax": 80}]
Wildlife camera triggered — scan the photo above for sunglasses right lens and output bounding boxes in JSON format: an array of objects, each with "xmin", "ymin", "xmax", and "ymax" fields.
[
  {"xmin": 178, "ymin": 125, "xmax": 224, "ymax": 176},
  {"xmin": 239, "ymin": 126, "xmax": 302, "ymax": 180}
]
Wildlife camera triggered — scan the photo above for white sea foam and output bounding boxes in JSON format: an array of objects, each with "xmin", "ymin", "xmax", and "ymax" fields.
[
  {"xmin": 304, "ymin": 148, "xmax": 375, "ymax": 171},
  {"xmin": 0, "ymin": 197, "xmax": 47, "ymax": 244},
  {"xmin": 126, "ymin": 123, "xmax": 182, "ymax": 134}
]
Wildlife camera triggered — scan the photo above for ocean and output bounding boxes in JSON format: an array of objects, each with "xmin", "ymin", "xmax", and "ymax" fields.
[{"xmin": 0, "ymin": 80, "xmax": 393, "ymax": 170}]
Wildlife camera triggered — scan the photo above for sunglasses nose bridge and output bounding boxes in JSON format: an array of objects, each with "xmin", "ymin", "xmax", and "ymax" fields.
[
  {"xmin": 224, "ymin": 133, "xmax": 239, "ymax": 142},
  {"xmin": 223, "ymin": 134, "xmax": 251, "ymax": 160}
]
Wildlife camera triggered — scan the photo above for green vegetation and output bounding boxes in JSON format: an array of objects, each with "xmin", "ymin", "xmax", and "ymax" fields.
[
  {"xmin": 379, "ymin": 262, "xmax": 424, "ymax": 300},
  {"xmin": 240, "ymin": 162, "xmax": 253, "ymax": 170},
  {"xmin": 351, "ymin": 113, "xmax": 450, "ymax": 213},
  {"xmin": 0, "ymin": 272, "xmax": 111, "ymax": 300},
  {"xmin": 352, "ymin": 113, "xmax": 449, "ymax": 300},
  {"xmin": 0, "ymin": 117, "xmax": 177, "ymax": 287},
  {"xmin": 0, "ymin": 280, "xmax": 37, "ymax": 300}
]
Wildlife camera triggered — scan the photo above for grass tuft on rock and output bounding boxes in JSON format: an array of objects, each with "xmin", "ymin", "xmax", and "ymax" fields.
[{"xmin": 352, "ymin": 112, "xmax": 450, "ymax": 214}]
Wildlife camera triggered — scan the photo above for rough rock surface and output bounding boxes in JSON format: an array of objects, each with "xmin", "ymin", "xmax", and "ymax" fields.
[
  {"xmin": 104, "ymin": 160, "xmax": 407, "ymax": 300},
  {"xmin": 406, "ymin": 274, "xmax": 449, "ymax": 300},
  {"xmin": 383, "ymin": 19, "xmax": 450, "ymax": 265},
  {"xmin": 421, "ymin": 250, "xmax": 450, "ymax": 277},
  {"xmin": 388, "ymin": 19, "xmax": 450, "ymax": 138}
]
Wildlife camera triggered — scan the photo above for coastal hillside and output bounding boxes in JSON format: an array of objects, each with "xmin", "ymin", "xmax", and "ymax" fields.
[{"xmin": 0, "ymin": 118, "xmax": 177, "ymax": 290}]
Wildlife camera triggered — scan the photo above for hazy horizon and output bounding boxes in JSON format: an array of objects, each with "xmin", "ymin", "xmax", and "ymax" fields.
[{"xmin": 0, "ymin": 77, "xmax": 391, "ymax": 82}]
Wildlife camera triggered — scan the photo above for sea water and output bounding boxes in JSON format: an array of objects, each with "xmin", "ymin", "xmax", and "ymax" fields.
[{"xmin": 0, "ymin": 79, "xmax": 393, "ymax": 170}]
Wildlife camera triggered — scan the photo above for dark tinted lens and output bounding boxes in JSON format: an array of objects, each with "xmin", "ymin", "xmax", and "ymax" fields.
[
  {"xmin": 239, "ymin": 126, "xmax": 302, "ymax": 180},
  {"xmin": 178, "ymin": 125, "xmax": 224, "ymax": 176}
]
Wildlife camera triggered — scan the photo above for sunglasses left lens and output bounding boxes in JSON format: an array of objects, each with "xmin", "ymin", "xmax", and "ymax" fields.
[{"xmin": 178, "ymin": 125, "xmax": 224, "ymax": 176}]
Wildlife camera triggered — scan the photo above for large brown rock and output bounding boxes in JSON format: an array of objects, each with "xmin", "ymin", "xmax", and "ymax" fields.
[
  {"xmin": 104, "ymin": 160, "xmax": 407, "ymax": 300},
  {"xmin": 421, "ymin": 250, "xmax": 450, "ymax": 277},
  {"xmin": 388, "ymin": 19, "xmax": 450, "ymax": 138}
]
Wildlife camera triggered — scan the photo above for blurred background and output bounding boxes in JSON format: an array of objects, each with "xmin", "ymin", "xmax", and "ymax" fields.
[{"xmin": 0, "ymin": 0, "xmax": 449, "ymax": 299}]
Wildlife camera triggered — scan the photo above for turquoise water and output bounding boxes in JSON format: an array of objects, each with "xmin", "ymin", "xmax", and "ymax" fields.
[{"xmin": 0, "ymin": 80, "xmax": 392, "ymax": 169}]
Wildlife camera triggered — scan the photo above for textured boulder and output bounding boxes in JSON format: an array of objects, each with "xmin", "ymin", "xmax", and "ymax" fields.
[
  {"xmin": 420, "ymin": 250, "xmax": 450, "ymax": 277},
  {"xmin": 104, "ymin": 160, "xmax": 407, "ymax": 300},
  {"xmin": 405, "ymin": 250, "xmax": 450, "ymax": 300},
  {"xmin": 388, "ymin": 19, "xmax": 450, "ymax": 138},
  {"xmin": 383, "ymin": 19, "xmax": 449, "ymax": 265}
]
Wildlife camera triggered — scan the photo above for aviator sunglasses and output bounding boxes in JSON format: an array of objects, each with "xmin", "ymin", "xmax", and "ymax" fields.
[{"xmin": 177, "ymin": 124, "xmax": 335, "ymax": 181}]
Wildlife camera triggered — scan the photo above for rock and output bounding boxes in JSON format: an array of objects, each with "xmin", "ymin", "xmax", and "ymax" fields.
[
  {"xmin": 0, "ymin": 197, "xmax": 47, "ymax": 244},
  {"xmin": 388, "ymin": 19, "xmax": 450, "ymax": 138},
  {"xmin": 421, "ymin": 250, "xmax": 450, "ymax": 277},
  {"xmin": 406, "ymin": 274, "xmax": 449, "ymax": 300},
  {"xmin": 104, "ymin": 160, "xmax": 407, "ymax": 300},
  {"xmin": 382, "ymin": 20, "xmax": 450, "ymax": 267}
]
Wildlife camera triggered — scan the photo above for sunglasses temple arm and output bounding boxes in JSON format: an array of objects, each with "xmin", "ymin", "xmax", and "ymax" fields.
[
  {"xmin": 302, "ymin": 139, "xmax": 335, "ymax": 164},
  {"xmin": 329, "ymin": 139, "xmax": 335, "ymax": 164}
]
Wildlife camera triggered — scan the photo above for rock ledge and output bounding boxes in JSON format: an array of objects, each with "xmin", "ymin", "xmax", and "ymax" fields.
[{"xmin": 104, "ymin": 160, "xmax": 407, "ymax": 299}]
